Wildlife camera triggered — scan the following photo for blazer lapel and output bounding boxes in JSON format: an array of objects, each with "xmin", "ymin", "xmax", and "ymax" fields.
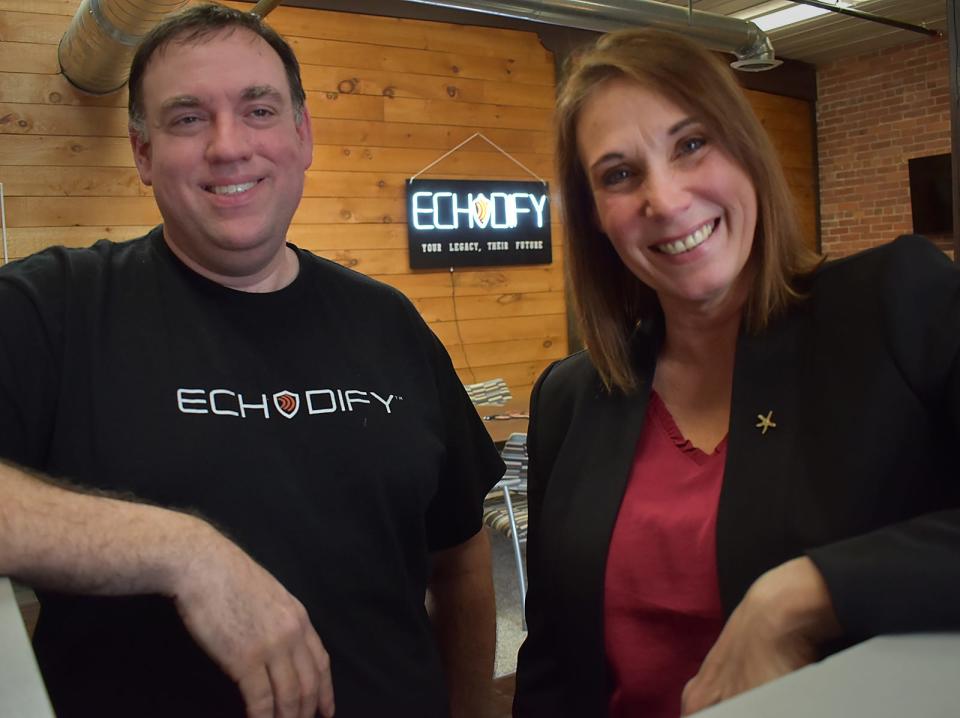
[
  {"xmin": 717, "ymin": 312, "xmax": 803, "ymax": 614},
  {"xmin": 542, "ymin": 333, "xmax": 657, "ymax": 706}
]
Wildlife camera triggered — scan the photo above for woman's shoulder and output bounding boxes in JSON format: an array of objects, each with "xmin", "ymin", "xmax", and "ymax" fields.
[
  {"xmin": 802, "ymin": 236, "xmax": 960, "ymax": 370},
  {"xmin": 806, "ymin": 235, "xmax": 956, "ymax": 312},
  {"xmin": 529, "ymin": 351, "xmax": 599, "ymax": 425},
  {"xmin": 538, "ymin": 349, "xmax": 596, "ymax": 389},
  {"xmin": 815, "ymin": 235, "xmax": 952, "ymax": 285}
]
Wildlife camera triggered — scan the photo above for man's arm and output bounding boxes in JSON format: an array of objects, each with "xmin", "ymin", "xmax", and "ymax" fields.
[
  {"xmin": 0, "ymin": 460, "xmax": 334, "ymax": 718},
  {"xmin": 427, "ymin": 527, "xmax": 496, "ymax": 718}
]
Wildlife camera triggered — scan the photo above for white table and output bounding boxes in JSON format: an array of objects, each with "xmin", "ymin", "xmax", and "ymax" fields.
[
  {"xmin": 0, "ymin": 577, "xmax": 54, "ymax": 717},
  {"xmin": 697, "ymin": 633, "xmax": 960, "ymax": 717}
]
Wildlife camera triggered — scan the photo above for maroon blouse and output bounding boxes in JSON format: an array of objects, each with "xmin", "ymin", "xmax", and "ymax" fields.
[{"xmin": 604, "ymin": 391, "xmax": 727, "ymax": 718}]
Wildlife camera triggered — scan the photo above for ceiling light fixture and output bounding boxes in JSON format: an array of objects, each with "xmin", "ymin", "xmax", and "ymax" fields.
[{"xmin": 742, "ymin": 1, "xmax": 851, "ymax": 32}]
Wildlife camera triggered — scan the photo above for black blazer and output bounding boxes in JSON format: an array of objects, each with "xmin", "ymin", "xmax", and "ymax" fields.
[{"xmin": 514, "ymin": 236, "xmax": 960, "ymax": 717}]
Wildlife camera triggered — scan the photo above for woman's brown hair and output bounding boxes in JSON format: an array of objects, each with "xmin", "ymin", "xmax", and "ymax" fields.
[{"xmin": 557, "ymin": 28, "xmax": 820, "ymax": 392}]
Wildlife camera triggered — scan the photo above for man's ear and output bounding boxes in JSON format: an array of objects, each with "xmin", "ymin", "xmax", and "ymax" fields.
[
  {"xmin": 295, "ymin": 101, "xmax": 313, "ymax": 172},
  {"xmin": 129, "ymin": 127, "xmax": 153, "ymax": 187}
]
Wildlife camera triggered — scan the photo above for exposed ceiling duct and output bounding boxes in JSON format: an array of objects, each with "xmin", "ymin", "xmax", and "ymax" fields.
[
  {"xmin": 58, "ymin": 0, "xmax": 285, "ymax": 96},
  {"xmin": 59, "ymin": 0, "xmax": 190, "ymax": 95},
  {"xmin": 400, "ymin": 0, "xmax": 782, "ymax": 71}
]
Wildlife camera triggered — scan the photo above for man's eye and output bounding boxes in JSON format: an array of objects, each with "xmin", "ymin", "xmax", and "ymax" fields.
[
  {"xmin": 172, "ymin": 115, "xmax": 201, "ymax": 127},
  {"xmin": 250, "ymin": 108, "xmax": 276, "ymax": 119}
]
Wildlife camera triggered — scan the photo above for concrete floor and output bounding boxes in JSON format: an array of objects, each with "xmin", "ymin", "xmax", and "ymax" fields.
[{"xmin": 489, "ymin": 526, "xmax": 527, "ymax": 678}]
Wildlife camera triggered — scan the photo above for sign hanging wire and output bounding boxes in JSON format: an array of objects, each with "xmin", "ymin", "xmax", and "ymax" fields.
[{"xmin": 409, "ymin": 132, "xmax": 547, "ymax": 185}]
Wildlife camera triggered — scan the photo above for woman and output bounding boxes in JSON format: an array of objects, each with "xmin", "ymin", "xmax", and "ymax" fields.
[{"xmin": 513, "ymin": 28, "xmax": 960, "ymax": 718}]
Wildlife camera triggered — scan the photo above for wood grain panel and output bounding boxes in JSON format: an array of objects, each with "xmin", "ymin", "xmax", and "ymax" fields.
[
  {"xmin": 307, "ymin": 90, "xmax": 385, "ymax": 122},
  {"xmin": 287, "ymin": 222, "xmax": 409, "ymax": 249},
  {"xmin": 288, "ymin": 36, "xmax": 554, "ymax": 86},
  {"xmin": 237, "ymin": 3, "xmax": 552, "ymax": 63},
  {"xmin": 1, "ymin": 166, "xmax": 147, "ymax": 196},
  {"xmin": 300, "ymin": 65, "xmax": 555, "ymax": 108},
  {"xmin": 292, "ymin": 198, "xmax": 402, "ymax": 225},
  {"xmin": 0, "ymin": 9, "xmax": 68, "ymax": 44},
  {"xmin": 0, "ymin": 70, "xmax": 125, "ymax": 105},
  {"xmin": 314, "ymin": 92, "xmax": 558, "ymax": 132},
  {"xmin": 744, "ymin": 90, "xmax": 819, "ymax": 251},
  {"xmin": 5, "ymin": 197, "xmax": 161, "ymax": 226},
  {"xmin": 385, "ymin": 97, "xmax": 551, "ymax": 131},
  {"xmin": 0, "ymin": 42, "xmax": 57, "ymax": 73},
  {"xmin": 755, "ymin": 108, "xmax": 813, "ymax": 135},
  {"xmin": 374, "ymin": 263, "xmax": 564, "ymax": 298},
  {"xmin": 4, "ymin": 226, "xmax": 154, "ymax": 258},
  {"xmin": 310, "ymin": 118, "xmax": 553, "ymax": 154},
  {"xmin": 0, "ymin": 134, "xmax": 133, "ymax": 166},
  {"xmin": 411, "ymin": 290, "xmax": 565, "ymax": 322},
  {"xmin": 447, "ymin": 334, "xmax": 565, "ymax": 369},
  {"xmin": 303, "ymin": 171, "xmax": 409, "ymax": 199},
  {"xmin": 0, "ymin": 1, "xmax": 76, "ymax": 15},
  {"xmin": 431, "ymin": 313, "xmax": 565, "ymax": 346},
  {"xmin": 312, "ymin": 248, "xmax": 409, "ymax": 275},
  {"xmin": 0, "ymin": 102, "xmax": 128, "ymax": 136}
]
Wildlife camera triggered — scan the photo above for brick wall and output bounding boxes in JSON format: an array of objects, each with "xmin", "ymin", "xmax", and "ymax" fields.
[{"xmin": 817, "ymin": 37, "xmax": 951, "ymax": 257}]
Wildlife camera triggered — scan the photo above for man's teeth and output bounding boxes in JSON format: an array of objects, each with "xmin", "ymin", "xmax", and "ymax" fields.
[
  {"xmin": 656, "ymin": 221, "xmax": 716, "ymax": 255},
  {"xmin": 209, "ymin": 181, "xmax": 257, "ymax": 195}
]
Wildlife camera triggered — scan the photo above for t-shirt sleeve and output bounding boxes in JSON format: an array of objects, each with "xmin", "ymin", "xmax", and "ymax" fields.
[
  {"xmin": 420, "ymin": 328, "xmax": 505, "ymax": 552},
  {"xmin": 0, "ymin": 255, "xmax": 64, "ymax": 469}
]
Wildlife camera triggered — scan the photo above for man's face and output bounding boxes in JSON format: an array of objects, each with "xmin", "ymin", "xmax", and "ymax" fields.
[{"xmin": 130, "ymin": 28, "xmax": 312, "ymax": 280}]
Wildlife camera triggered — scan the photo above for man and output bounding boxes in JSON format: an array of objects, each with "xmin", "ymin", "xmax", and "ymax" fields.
[{"xmin": 0, "ymin": 5, "xmax": 502, "ymax": 718}]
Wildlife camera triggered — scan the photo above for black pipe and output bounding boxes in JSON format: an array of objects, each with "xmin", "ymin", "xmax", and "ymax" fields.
[
  {"xmin": 948, "ymin": 0, "xmax": 959, "ymax": 261},
  {"xmin": 789, "ymin": 0, "xmax": 942, "ymax": 38}
]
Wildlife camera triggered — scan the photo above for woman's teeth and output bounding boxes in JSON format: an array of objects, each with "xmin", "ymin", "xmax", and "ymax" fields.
[
  {"xmin": 656, "ymin": 220, "xmax": 716, "ymax": 255},
  {"xmin": 209, "ymin": 181, "xmax": 257, "ymax": 195}
]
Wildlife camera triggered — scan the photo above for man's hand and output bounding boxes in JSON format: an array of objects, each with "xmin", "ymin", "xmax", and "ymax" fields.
[
  {"xmin": 0, "ymin": 462, "xmax": 334, "ymax": 717},
  {"xmin": 680, "ymin": 557, "xmax": 841, "ymax": 716},
  {"xmin": 172, "ymin": 526, "xmax": 335, "ymax": 718}
]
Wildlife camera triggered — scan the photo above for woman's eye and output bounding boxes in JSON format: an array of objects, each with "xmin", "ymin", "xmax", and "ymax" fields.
[
  {"xmin": 678, "ymin": 136, "xmax": 706, "ymax": 155},
  {"xmin": 601, "ymin": 167, "xmax": 633, "ymax": 187}
]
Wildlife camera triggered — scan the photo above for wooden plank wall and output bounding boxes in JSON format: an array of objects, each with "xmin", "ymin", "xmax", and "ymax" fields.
[
  {"xmin": 745, "ymin": 88, "xmax": 819, "ymax": 250},
  {"xmin": 0, "ymin": 0, "xmax": 817, "ymax": 407}
]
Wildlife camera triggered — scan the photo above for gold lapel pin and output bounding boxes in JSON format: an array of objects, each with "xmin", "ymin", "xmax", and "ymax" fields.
[{"xmin": 756, "ymin": 410, "xmax": 777, "ymax": 435}]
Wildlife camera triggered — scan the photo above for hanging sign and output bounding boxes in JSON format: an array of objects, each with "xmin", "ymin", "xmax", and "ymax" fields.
[{"xmin": 406, "ymin": 179, "xmax": 552, "ymax": 269}]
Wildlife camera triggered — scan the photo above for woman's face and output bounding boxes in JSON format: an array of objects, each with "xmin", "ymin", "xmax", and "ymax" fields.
[{"xmin": 576, "ymin": 78, "xmax": 758, "ymax": 313}]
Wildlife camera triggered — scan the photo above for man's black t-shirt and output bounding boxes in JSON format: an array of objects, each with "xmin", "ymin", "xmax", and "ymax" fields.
[{"xmin": 0, "ymin": 227, "xmax": 503, "ymax": 717}]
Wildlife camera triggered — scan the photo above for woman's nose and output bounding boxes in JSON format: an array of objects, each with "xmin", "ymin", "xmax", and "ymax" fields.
[{"xmin": 639, "ymin": 168, "xmax": 690, "ymax": 220}]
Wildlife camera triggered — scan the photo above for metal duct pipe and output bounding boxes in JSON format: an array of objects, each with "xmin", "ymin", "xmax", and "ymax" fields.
[
  {"xmin": 59, "ymin": 0, "xmax": 189, "ymax": 95},
  {"xmin": 250, "ymin": 0, "xmax": 284, "ymax": 18},
  {"xmin": 400, "ymin": 0, "xmax": 781, "ymax": 71}
]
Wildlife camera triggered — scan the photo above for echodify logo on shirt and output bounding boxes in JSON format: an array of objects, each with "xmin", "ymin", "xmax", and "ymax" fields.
[{"xmin": 176, "ymin": 388, "xmax": 399, "ymax": 419}]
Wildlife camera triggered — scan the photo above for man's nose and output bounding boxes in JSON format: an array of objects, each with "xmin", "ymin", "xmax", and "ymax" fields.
[{"xmin": 205, "ymin": 116, "xmax": 253, "ymax": 163}]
